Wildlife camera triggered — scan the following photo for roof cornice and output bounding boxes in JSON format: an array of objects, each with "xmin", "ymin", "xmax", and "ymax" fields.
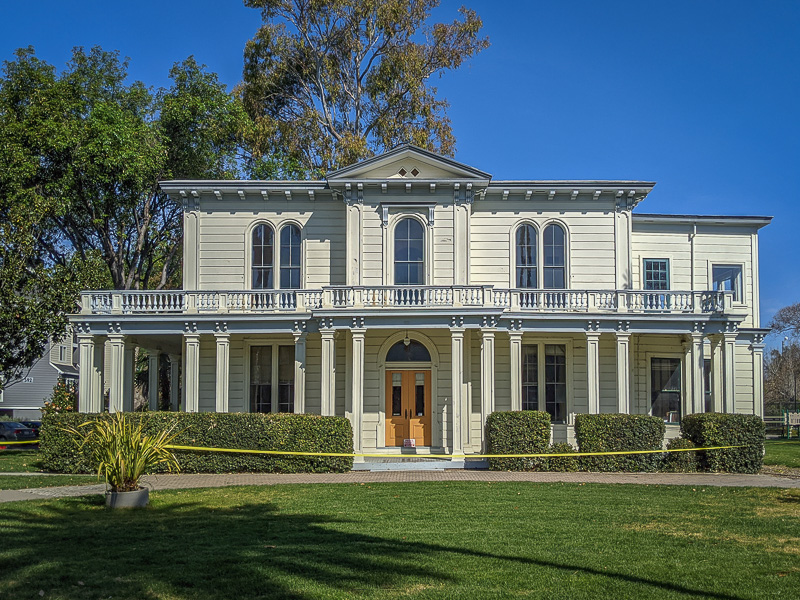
[{"xmin": 633, "ymin": 213, "xmax": 772, "ymax": 228}]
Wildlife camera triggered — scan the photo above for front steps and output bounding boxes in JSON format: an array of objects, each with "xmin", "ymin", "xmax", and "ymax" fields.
[{"xmin": 352, "ymin": 456, "xmax": 488, "ymax": 471}]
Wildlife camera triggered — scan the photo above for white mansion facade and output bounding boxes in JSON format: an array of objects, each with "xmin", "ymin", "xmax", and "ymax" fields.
[{"xmin": 73, "ymin": 145, "xmax": 770, "ymax": 452}]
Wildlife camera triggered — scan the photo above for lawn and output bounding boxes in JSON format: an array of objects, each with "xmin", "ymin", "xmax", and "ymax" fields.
[
  {"xmin": 0, "ymin": 449, "xmax": 97, "ymax": 490},
  {"xmin": 764, "ymin": 440, "xmax": 800, "ymax": 468},
  {"xmin": 0, "ymin": 482, "xmax": 797, "ymax": 599},
  {"xmin": 0, "ymin": 449, "xmax": 42, "ymax": 472}
]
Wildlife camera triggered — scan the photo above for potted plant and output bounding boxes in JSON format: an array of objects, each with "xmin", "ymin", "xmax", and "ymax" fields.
[{"xmin": 66, "ymin": 413, "xmax": 180, "ymax": 508}]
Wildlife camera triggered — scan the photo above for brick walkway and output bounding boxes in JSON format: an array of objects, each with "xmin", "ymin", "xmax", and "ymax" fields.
[{"xmin": 1, "ymin": 470, "xmax": 798, "ymax": 503}]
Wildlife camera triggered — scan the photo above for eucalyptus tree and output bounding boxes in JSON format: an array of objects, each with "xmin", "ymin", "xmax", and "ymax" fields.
[{"xmin": 240, "ymin": 0, "xmax": 489, "ymax": 175}]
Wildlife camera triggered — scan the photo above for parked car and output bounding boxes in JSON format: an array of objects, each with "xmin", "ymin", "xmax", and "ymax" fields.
[
  {"xmin": 0, "ymin": 422, "xmax": 37, "ymax": 443},
  {"xmin": 20, "ymin": 421, "xmax": 42, "ymax": 437}
]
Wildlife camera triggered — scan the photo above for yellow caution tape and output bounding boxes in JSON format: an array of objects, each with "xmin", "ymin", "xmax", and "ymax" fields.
[
  {"xmin": 161, "ymin": 443, "xmax": 747, "ymax": 459},
  {"xmin": 0, "ymin": 440, "xmax": 39, "ymax": 446}
]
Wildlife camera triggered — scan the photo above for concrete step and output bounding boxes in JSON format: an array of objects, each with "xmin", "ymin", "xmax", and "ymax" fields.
[{"xmin": 352, "ymin": 457, "xmax": 488, "ymax": 471}]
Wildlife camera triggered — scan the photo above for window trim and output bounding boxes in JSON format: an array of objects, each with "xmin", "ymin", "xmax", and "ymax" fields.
[
  {"xmin": 245, "ymin": 220, "xmax": 305, "ymax": 290},
  {"xmin": 519, "ymin": 337, "xmax": 573, "ymax": 424},
  {"xmin": 645, "ymin": 351, "xmax": 686, "ymax": 424},
  {"xmin": 279, "ymin": 223, "xmax": 303, "ymax": 290},
  {"xmin": 709, "ymin": 262, "xmax": 745, "ymax": 305},
  {"xmin": 510, "ymin": 219, "xmax": 570, "ymax": 289},
  {"xmin": 642, "ymin": 257, "xmax": 672, "ymax": 291},
  {"xmin": 386, "ymin": 213, "xmax": 430, "ymax": 286},
  {"xmin": 243, "ymin": 338, "xmax": 296, "ymax": 414}
]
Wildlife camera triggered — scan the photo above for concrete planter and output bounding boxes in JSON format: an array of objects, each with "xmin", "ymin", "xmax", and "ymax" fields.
[{"xmin": 105, "ymin": 487, "xmax": 149, "ymax": 509}]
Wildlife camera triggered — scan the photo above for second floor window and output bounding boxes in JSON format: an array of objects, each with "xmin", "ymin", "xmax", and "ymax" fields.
[
  {"xmin": 395, "ymin": 218, "xmax": 424, "ymax": 285},
  {"xmin": 543, "ymin": 224, "xmax": 566, "ymax": 289},
  {"xmin": 280, "ymin": 224, "xmax": 301, "ymax": 289},
  {"xmin": 644, "ymin": 259, "xmax": 670, "ymax": 290},
  {"xmin": 712, "ymin": 264, "xmax": 742, "ymax": 301},
  {"xmin": 516, "ymin": 224, "xmax": 537, "ymax": 288},
  {"xmin": 252, "ymin": 224, "xmax": 274, "ymax": 289}
]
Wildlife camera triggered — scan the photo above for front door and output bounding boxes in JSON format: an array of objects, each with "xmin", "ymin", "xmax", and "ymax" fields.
[{"xmin": 385, "ymin": 370, "xmax": 432, "ymax": 447}]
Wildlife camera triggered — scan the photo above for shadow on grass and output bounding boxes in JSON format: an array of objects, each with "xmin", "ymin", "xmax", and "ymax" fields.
[{"xmin": 0, "ymin": 493, "xmax": 747, "ymax": 600}]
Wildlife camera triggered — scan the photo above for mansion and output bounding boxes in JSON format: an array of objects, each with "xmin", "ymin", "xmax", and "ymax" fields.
[{"xmin": 72, "ymin": 145, "xmax": 770, "ymax": 453}]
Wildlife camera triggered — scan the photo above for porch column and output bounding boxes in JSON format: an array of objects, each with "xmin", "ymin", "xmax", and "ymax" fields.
[
  {"xmin": 214, "ymin": 325, "xmax": 230, "ymax": 413},
  {"xmin": 509, "ymin": 327, "xmax": 523, "ymax": 412},
  {"xmin": 688, "ymin": 329, "xmax": 705, "ymax": 415},
  {"xmin": 77, "ymin": 333, "xmax": 97, "ymax": 413},
  {"xmin": 184, "ymin": 326, "xmax": 200, "ymax": 413},
  {"xmin": 480, "ymin": 326, "xmax": 496, "ymax": 441},
  {"xmin": 168, "ymin": 354, "xmax": 181, "ymax": 411},
  {"xmin": 751, "ymin": 335, "xmax": 765, "ymax": 417},
  {"xmin": 722, "ymin": 328, "xmax": 737, "ymax": 413},
  {"xmin": 320, "ymin": 324, "xmax": 336, "ymax": 416},
  {"xmin": 709, "ymin": 335, "xmax": 723, "ymax": 413},
  {"xmin": 147, "ymin": 351, "xmax": 160, "ymax": 411},
  {"xmin": 293, "ymin": 329, "xmax": 307, "ymax": 414},
  {"xmin": 586, "ymin": 326, "xmax": 601, "ymax": 414},
  {"xmin": 350, "ymin": 327, "xmax": 366, "ymax": 452},
  {"xmin": 123, "ymin": 343, "xmax": 135, "ymax": 412},
  {"xmin": 107, "ymin": 332, "xmax": 126, "ymax": 413},
  {"xmin": 451, "ymin": 325, "xmax": 465, "ymax": 454},
  {"xmin": 615, "ymin": 326, "xmax": 631, "ymax": 414}
]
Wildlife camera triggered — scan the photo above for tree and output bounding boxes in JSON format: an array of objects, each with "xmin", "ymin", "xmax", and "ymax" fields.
[
  {"xmin": 770, "ymin": 303, "xmax": 800, "ymax": 339},
  {"xmin": 239, "ymin": 0, "xmax": 489, "ymax": 175},
  {"xmin": 0, "ymin": 47, "xmax": 251, "ymax": 291},
  {"xmin": 0, "ymin": 47, "xmax": 253, "ymax": 388},
  {"xmin": 764, "ymin": 344, "xmax": 800, "ymax": 415}
]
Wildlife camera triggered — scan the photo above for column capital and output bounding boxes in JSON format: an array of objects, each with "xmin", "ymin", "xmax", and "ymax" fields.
[
  {"xmin": 214, "ymin": 321, "xmax": 229, "ymax": 336},
  {"xmin": 451, "ymin": 315, "xmax": 464, "ymax": 329},
  {"xmin": 586, "ymin": 320, "xmax": 601, "ymax": 335},
  {"xmin": 351, "ymin": 316, "xmax": 365, "ymax": 330},
  {"xmin": 616, "ymin": 320, "xmax": 631, "ymax": 334},
  {"xmin": 183, "ymin": 321, "xmax": 199, "ymax": 337},
  {"xmin": 351, "ymin": 328, "xmax": 367, "ymax": 338},
  {"xmin": 508, "ymin": 318, "xmax": 523, "ymax": 331},
  {"xmin": 480, "ymin": 315, "xmax": 497, "ymax": 329}
]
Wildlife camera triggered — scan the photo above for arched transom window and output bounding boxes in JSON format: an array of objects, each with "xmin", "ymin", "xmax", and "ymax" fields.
[
  {"xmin": 516, "ymin": 224, "xmax": 537, "ymax": 288},
  {"xmin": 543, "ymin": 223, "xmax": 566, "ymax": 289},
  {"xmin": 394, "ymin": 218, "xmax": 424, "ymax": 285},
  {"xmin": 252, "ymin": 224, "xmax": 274, "ymax": 289},
  {"xmin": 280, "ymin": 224, "xmax": 301, "ymax": 289}
]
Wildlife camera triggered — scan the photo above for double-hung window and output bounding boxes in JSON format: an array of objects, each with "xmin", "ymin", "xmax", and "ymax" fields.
[
  {"xmin": 712, "ymin": 265, "xmax": 742, "ymax": 302},
  {"xmin": 643, "ymin": 259, "xmax": 669, "ymax": 290},
  {"xmin": 249, "ymin": 345, "xmax": 295, "ymax": 413},
  {"xmin": 521, "ymin": 342, "xmax": 568, "ymax": 423}
]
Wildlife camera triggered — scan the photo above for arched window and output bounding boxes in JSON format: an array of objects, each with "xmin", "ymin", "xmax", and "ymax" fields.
[
  {"xmin": 252, "ymin": 224, "xmax": 274, "ymax": 289},
  {"xmin": 516, "ymin": 224, "xmax": 537, "ymax": 288},
  {"xmin": 394, "ymin": 218, "xmax": 424, "ymax": 285},
  {"xmin": 543, "ymin": 223, "xmax": 566, "ymax": 289},
  {"xmin": 386, "ymin": 339, "xmax": 432, "ymax": 362},
  {"xmin": 280, "ymin": 224, "xmax": 301, "ymax": 289}
]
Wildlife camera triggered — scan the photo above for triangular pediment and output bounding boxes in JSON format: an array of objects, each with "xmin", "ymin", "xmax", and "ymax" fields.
[{"xmin": 326, "ymin": 144, "xmax": 491, "ymax": 181}]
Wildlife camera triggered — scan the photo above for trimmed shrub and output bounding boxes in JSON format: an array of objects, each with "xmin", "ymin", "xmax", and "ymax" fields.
[
  {"xmin": 540, "ymin": 442, "xmax": 580, "ymax": 472},
  {"xmin": 575, "ymin": 414, "xmax": 666, "ymax": 472},
  {"xmin": 663, "ymin": 437, "xmax": 698, "ymax": 472},
  {"xmin": 681, "ymin": 413, "xmax": 764, "ymax": 473},
  {"xmin": 40, "ymin": 412, "xmax": 353, "ymax": 474},
  {"xmin": 486, "ymin": 411, "xmax": 551, "ymax": 471}
]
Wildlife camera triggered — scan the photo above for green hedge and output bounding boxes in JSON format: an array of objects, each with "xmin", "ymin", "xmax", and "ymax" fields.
[
  {"xmin": 40, "ymin": 412, "xmax": 353, "ymax": 474},
  {"xmin": 680, "ymin": 413, "xmax": 764, "ymax": 473},
  {"xmin": 575, "ymin": 414, "xmax": 666, "ymax": 472},
  {"xmin": 540, "ymin": 442, "xmax": 580, "ymax": 472},
  {"xmin": 486, "ymin": 411, "xmax": 551, "ymax": 471},
  {"xmin": 663, "ymin": 437, "xmax": 698, "ymax": 473}
]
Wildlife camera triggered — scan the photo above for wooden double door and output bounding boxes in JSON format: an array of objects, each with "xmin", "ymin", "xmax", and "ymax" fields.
[{"xmin": 385, "ymin": 370, "xmax": 432, "ymax": 447}]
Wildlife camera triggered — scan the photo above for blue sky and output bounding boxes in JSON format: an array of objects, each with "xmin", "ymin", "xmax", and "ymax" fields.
[{"xmin": 2, "ymin": 1, "xmax": 798, "ymax": 334}]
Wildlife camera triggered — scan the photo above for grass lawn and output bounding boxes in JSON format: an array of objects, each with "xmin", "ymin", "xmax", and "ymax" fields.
[
  {"xmin": 0, "ymin": 474, "xmax": 98, "ymax": 490},
  {"xmin": 0, "ymin": 482, "xmax": 797, "ymax": 599},
  {"xmin": 0, "ymin": 449, "xmax": 42, "ymax": 472},
  {"xmin": 764, "ymin": 440, "xmax": 800, "ymax": 468},
  {"xmin": 0, "ymin": 449, "xmax": 97, "ymax": 490}
]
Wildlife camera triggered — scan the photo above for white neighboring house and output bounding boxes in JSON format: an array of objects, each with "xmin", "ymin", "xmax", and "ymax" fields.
[
  {"xmin": 0, "ymin": 335, "xmax": 78, "ymax": 420},
  {"xmin": 70, "ymin": 145, "xmax": 770, "ymax": 453}
]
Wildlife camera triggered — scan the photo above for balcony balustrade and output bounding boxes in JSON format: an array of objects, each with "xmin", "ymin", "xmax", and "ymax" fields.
[{"xmin": 80, "ymin": 287, "xmax": 734, "ymax": 317}]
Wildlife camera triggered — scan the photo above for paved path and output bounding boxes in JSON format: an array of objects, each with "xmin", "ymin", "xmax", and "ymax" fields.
[{"xmin": 1, "ymin": 470, "xmax": 798, "ymax": 503}]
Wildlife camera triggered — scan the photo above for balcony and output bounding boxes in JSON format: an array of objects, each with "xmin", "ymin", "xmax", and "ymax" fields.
[{"xmin": 79, "ymin": 287, "xmax": 735, "ymax": 317}]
